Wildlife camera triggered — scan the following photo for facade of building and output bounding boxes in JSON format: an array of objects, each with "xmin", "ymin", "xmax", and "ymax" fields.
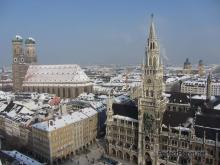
[
  {"xmin": 22, "ymin": 64, "xmax": 93, "ymax": 98},
  {"xmin": 106, "ymin": 97, "xmax": 139, "ymax": 164},
  {"xmin": 181, "ymin": 75, "xmax": 220, "ymax": 96},
  {"xmin": 181, "ymin": 79, "xmax": 206, "ymax": 95},
  {"xmin": 32, "ymin": 107, "xmax": 98, "ymax": 164},
  {"xmin": 160, "ymin": 92, "xmax": 220, "ymax": 165},
  {"xmin": 0, "ymin": 92, "xmax": 57, "ymax": 151}
]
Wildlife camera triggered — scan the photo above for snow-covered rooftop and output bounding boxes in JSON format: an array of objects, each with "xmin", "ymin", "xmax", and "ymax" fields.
[
  {"xmin": 23, "ymin": 64, "xmax": 91, "ymax": 84},
  {"xmin": 191, "ymin": 95, "xmax": 215, "ymax": 100},
  {"xmin": 15, "ymin": 35, "xmax": 23, "ymax": 40},
  {"xmin": 182, "ymin": 80, "xmax": 206, "ymax": 86},
  {"xmin": 28, "ymin": 37, "xmax": 35, "ymax": 42},
  {"xmin": 214, "ymin": 104, "xmax": 220, "ymax": 110},
  {"xmin": 113, "ymin": 114, "xmax": 138, "ymax": 123},
  {"xmin": 2, "ymin": 150, "xmax": 42, "ymax": 165},
  {"xmin": 32, "ymin": 107, "xmax": 97, "ymax": 132}
]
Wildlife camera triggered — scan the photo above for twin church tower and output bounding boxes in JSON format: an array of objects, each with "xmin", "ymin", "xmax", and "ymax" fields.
[{"xmin": 12, "ymin": 35, "xmax": 37, "ymax": 91}]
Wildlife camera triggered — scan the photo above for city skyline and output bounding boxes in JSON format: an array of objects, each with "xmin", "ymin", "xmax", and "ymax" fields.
[{"xmin": 1, "ymin": 0, "xmax": 220, "ymax": 66}]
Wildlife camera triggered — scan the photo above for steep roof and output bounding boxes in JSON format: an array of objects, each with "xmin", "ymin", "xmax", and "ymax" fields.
[
  {"xmin": 23, "ymin": 64, "xmax": 91, "ymax": 85},
  {"xmin": 112, "ymin": 101, "xmax": 138, "ymax": 120},
  {"xmin": 162, "ymin": 110, "xmax": 194, "ymax": 127},
  {"xmin": 195, "ymin": 110, "xmax": 220, "ymax": 141}
]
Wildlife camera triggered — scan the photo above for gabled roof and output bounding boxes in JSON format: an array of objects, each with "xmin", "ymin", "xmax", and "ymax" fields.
[{"xmin": 23, "ymin": 64, "xmax": 91, "ymax": 84}]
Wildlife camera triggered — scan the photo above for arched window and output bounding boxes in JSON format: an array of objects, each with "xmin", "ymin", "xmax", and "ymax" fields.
[
  {"xmin": 149, "ymin": 57, "xmax": 152, "ymax": 66},
  {"xmin": 146, "ymin": 90, "xmax": 149, "ymax": 97},
  {"xmin": 63, "ymin": 88, "xmax": 66, "ymax": 97},
  {"xmin": 150, "ymin": 91, "xmax": 154, "ymax": 97},
  {"xmin": 68, "ymin": 88, "xmax": 71, "ymax": 98},
  {"xmin": 153, "ymin": 56, "xmax": 157, "ymax": 67},
  {"xmin": 150, "ymin": 42, "xmax": 153, "ymax": 50},
  {"xmin": 58, "ymin": 87, "xmax": 60, "ymax": 96}
]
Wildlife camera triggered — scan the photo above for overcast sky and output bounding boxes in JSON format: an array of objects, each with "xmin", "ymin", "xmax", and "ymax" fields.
[{"xmin": 1, "ymin": 0, "xmax": 220, "ymax": 66}]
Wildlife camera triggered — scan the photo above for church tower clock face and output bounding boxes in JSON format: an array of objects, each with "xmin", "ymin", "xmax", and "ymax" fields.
[{"xmin": 20, "ymin": 57, "xmax": 24, "ymax": 63}]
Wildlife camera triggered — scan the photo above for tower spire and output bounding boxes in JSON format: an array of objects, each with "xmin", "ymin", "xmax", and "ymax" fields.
[
  {"xmin": 138, "ymin": 14, "xmax": 165, "ymax": 165},
  {"xmin": 145, "ymin": 14, "xmax": 160, "ymax": 67},
  {"xmin": 149, "ymin": 13, "xmax": 157, "ymax": 40}
]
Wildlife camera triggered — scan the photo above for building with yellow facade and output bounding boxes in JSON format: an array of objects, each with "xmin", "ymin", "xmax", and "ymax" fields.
[{"xmin": 32, "ymin": 107, "xmax": 97, "ymax": 164}]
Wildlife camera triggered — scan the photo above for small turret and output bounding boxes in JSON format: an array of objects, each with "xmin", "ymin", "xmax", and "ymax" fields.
[
  {"xmin": 107, "ymin": 91, "xmax": 113, "ymax": 122},
  {"xmin": 198, "ymin": 60, "xmax": 205, "ymax": 77},
  {"xmin": 183, "ymin": 58, "xmax": 192, "ymax": 74},
  {"xmin": 206, "ymin": 72, "xmax": 212, "ymax": 101}
]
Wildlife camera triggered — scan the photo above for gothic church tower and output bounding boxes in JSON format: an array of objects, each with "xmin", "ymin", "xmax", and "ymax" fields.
[
  {"xmin": 138, "ymin": 15, "xmax": 166, "ymax": 165},
  {"xmin": 12, "ymin": 35, "xmax": 37, "ymax": 91},
  {"xmin": 25, "ymin": 37, "xmax": 37, "ymax": 64}
]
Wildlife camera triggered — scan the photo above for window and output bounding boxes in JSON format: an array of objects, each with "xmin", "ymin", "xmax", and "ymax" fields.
[
  {"xmin": 150, "ymin": 91, "xmax": 154, "ymax": 97},
  {"xmin": 149, "ymin": 57, "xmax": 152, "ymax": 66},
  {"xmin": 63, "ymin": 88, "xmax": 65, "ymax": 97},
  {"xmin": 68, "ymin": 88, "xmax": 71, "ymax": 98},
  {"xmin": 153, "ymin": 56, "xmax": 157, "ymax": 67}
]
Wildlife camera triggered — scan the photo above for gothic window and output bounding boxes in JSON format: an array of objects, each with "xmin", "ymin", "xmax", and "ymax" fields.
[
  {"xmin": 143, "ymin": 113, "xmax": 154, "ymax": 132},
  {"xmin": 75, "ymin": 88, "xmax": 79, "ymax": 97},
  {"xmin": 153, "ymin": 42, "xmax": 155, "ymax": 49},
  {"xmin": 153, "ymin": 56, "xmax": 157, "ymax": 67},
  {"xmin": 58, "ymin": 87, "xmax": 60, "ymax": 96},
  {"xmin": 150, "ymin": 42, "xmax": 153, "ymax": 50},
  {"xmin": 146, "ymin": 90, "xmax": 149, "ymax": 97},
  {"xmin": 147, "ymin": 79, "xmax": 151, "ymax": 84},
  {"xmin": 145, "ymin": 136, "xmax": 150, "ymax": 142},
  {"xmin": 52, "ymin": 88, "xmax": 55, "ymax": 94},
  {"xmin": 68, "ymin": 88, "xmax": 71, "ymax": 98},
  {"xmin": 150, "ymin": 91, "xmax": 154, "ymax": 97},
  {"xmin": 84, "ymin": 86, "xmax": 88, "ymax": 93},
  {"xmin": 149, "ymin": 57, "xmax": 152, "ymax": 66},
  {"xmin": 63, "ymin": 88, "xmax": 65, "ymax": 97}
]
